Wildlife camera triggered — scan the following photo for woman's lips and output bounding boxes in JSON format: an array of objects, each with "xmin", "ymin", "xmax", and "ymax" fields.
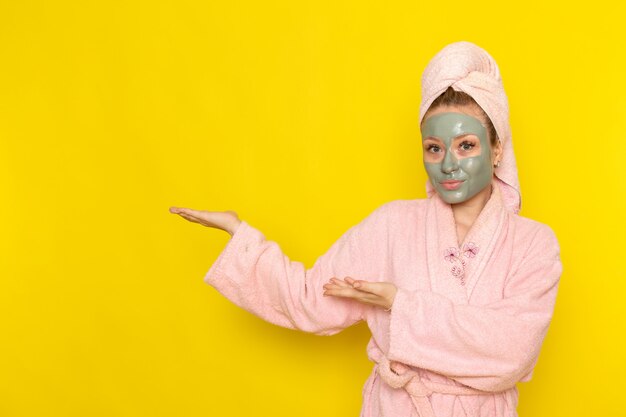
[{"xmin": 440, "ymin": 180, "xmax": 465, "ymax": 190}]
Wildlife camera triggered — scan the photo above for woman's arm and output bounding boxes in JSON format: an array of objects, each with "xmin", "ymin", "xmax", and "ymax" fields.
[{"xmin": 202, "ymin": 205, "xmax": 391, "ymax": 335}]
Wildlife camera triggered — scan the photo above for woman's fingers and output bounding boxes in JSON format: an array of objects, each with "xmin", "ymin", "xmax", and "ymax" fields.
[
  {"xmin": 323, "ymin": 287, "xmax": 384, "ymax": 307},
  {"xmin": 324, "ymin": 279, "xmax": 397, "ymax": 310},
  {"xmin": 351, "ymin": 280, "xmax": 377, "ymax": 293},
  {"xmin": 323, "ymin": 286, "xmax": 363, "ymax": 299},
  {"xmin": 324, "ymin": 278, "xmax": 377, "ymax": 295},
  {"xmin": 322, "ymin": 282, "xmax": 347, "ymax": 292},
  {"xmin": 344, "ymin": 277, "xmax": 357, "ymax": 286},
  {"xmin": 342, "ymin": 277, "xmax": 376, "ymax": 293},
  {"xmin": 171, "ymin": 207, "xmax": 203, "ymax": 220},
  {"xmin": 328, "ymin": 277, "xmax": 352, "ymax": 288},
  {"xmin": 178, "ymin": 212, "xmax": 199, "ymax": 223},
  {"xmin": 171, "ymin": 207, "xmax": 192, "ymax": 217},
  {"xmin": 169, "ymin": 207, "xmax": 239, "ymax": 233},
  {"xmin": 323, "ymin": 282, "xmax": 382, "ymax": 302},
  {"xmin": 170, "ymin": 207, "xmax": 195, "ymax": 220},
  {"xmin": 173, "ymin": 209, "xmax": 202, "ymax": 224}
]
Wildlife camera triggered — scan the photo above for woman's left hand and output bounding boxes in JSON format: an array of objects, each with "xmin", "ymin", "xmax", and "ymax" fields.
[{"xmin": 322, "ymin": 277, "xmax": 397, "ymax": 311}]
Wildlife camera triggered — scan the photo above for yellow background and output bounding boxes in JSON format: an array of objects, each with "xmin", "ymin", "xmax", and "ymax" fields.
[{"xmin": 1, "ymin": 1, "xmax": 624, "ymax": 416}]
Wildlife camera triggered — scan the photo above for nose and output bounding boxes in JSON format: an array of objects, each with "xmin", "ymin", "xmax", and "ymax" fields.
[{"xmin": 441, "ymin": 149, "xmax": 459, "ymax": 174}]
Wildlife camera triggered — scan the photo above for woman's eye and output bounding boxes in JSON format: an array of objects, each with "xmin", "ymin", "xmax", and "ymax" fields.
[
  {"xmin": 459, "ymin": 141, "xmax": 475, "ymax": 151},
  {"xmin": 426, "ymin": 144, "xmax": 441, "ymax": 153}
]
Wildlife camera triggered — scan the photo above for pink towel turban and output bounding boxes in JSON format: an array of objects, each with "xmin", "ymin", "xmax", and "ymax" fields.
[{"xmin": 419, "ymin": 41, "xmax": 521, "ymax": 214}]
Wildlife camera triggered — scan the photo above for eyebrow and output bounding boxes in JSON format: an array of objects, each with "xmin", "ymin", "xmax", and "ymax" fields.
[{"xmin": 423, "ymin": 133, "xmax": 477, "ymax": 141}]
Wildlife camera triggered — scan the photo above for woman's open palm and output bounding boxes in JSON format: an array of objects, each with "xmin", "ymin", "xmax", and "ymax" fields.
[{"xmin": 169, "ymin": 206, "xmax": 241, "ymax": 236}]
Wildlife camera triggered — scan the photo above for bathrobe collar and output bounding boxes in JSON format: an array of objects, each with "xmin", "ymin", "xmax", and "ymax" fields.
[{"xmin": 425, "ymin": 178, "xmax": 507, "ymax": 304}]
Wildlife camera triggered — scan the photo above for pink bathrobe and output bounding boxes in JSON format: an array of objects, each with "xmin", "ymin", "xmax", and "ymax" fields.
[{"xmin": 204, "ymin": 178, "xmax": 562, "ymax": 417}]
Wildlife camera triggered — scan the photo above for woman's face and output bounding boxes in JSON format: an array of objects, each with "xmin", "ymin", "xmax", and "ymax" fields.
[{"xmin": 420, "ymin": 105, "xmax": 501, "ymax": 204}]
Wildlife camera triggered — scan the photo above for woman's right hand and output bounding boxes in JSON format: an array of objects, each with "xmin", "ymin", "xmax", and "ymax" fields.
[{"xmin": 169, "ymin": 206, "xmax": 241, "ymax": 236}]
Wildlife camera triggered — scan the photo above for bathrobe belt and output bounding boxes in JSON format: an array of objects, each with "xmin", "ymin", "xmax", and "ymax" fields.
[{"xmin": 375, "ymin": 355, "xmax": 487, "ymax": 417}]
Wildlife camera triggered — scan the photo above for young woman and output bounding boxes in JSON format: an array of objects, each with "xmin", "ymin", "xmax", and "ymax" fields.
[{"xmin": 170, "ymin": 41, "xmax": 562, "ymax": 417}]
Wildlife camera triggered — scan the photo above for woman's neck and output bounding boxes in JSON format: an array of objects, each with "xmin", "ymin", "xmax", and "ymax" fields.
[{"xmin": 451, "ymin": 183, "xmax": 493, "ymax": 231}]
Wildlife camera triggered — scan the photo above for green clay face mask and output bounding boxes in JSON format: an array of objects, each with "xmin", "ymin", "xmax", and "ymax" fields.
[{"xmin": 421, "ymin": 112, "xmax": 494, "ymax": 204}]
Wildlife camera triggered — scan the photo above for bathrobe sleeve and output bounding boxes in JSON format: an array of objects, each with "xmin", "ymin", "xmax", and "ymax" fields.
[
  {"xmin": 204, "ymin": 204, "xmax": 390, "ymax": 336},
  {"xmin": 387, "ymin": 224, "xmax": 562, "ymax": 392}
]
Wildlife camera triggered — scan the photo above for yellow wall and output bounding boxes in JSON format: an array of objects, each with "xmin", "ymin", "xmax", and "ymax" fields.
[{"xmin": 1, "ymin": 1, "xmax": 624, "ymax": 416}]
